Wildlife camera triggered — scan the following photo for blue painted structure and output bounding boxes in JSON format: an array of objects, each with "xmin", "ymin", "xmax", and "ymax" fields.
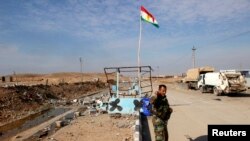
[
  {"xmin": 104, "ymin": 66, "xmax": 153, "ymax": 115},
  {"xmin": 108, "ymin": 97, "xmax": 141, "ymax": 114}
]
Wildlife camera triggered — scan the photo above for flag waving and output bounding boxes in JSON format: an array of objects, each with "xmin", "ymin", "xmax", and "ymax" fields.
[{"xmin": 140, "ymin": 6, "xmax": 159, "ymax": 28}]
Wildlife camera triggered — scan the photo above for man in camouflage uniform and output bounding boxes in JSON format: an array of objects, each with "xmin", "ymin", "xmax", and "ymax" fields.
[{"xmin": 150, "ymin": 84, "xmax": 172, "ymax": 141}]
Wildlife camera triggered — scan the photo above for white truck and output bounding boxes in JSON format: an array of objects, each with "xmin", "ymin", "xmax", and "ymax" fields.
[
  {"xmin": 183, "ymin": 66, "xmax": 214, "ymax": 89},
  {"xmin": 238, "ymin": 70, "xmax": 250, "ymax": 89},
  {"xmin": 197, "ymin": 71, "xmax": 247, "ymax": 95},
  {"xmin": 243, "ymin": 71, "xmax": 250, "ymax": 89},
  {"xmin": 220, "ymin": 70, "xmax": 250, "ymax": 89}
]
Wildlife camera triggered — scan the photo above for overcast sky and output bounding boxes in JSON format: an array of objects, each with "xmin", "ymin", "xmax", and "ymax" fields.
[{"xmin": 0, "ymin": 0, "xmax": 250, "ymax": 75}]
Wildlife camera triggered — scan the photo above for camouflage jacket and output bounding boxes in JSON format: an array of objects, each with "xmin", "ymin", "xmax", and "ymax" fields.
[{"xmin": 150, "ymin": 94, "xmax": 172, "ymax": 121}]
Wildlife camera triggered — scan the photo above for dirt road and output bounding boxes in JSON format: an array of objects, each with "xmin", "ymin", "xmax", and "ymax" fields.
[{"xmin": 166, "ymin": 87, "xmax": 250, "ymax": 141}]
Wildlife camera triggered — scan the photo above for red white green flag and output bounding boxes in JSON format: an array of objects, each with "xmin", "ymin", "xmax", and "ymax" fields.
[{"xmin": 140, "ymin": 6, "xmax": 159, "ymax": 28}]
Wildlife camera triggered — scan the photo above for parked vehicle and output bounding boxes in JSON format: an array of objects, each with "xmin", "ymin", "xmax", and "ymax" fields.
[
  {"xmin": 197, "ymin": 71, "xmax": 247, "ymax": 95},
  {"xmin": 183, "ymin": 66, "xmax": 214, "ymax": 89},
  {"xmin": 238, "ymin": 70, "xmax": 250, "ymax": 89},
  {"xmin": 220, "ymin": 69, "xmax": 250, "ymax": 89},
  {"xmin": 243, "ymin": 71, "xmax": 250, "ymax": 89}
]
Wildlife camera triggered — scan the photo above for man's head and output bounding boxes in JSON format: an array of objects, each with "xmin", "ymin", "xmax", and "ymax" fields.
[{"xmin": 158, "ymin": 84, "xmax": 167, "ymax": 96}]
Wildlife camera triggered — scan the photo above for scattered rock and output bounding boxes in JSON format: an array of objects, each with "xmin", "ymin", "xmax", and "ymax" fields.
[
  {"xmin": 79, "ymin": 111, "xmax": 86, "ymax": 116},
  {"xmin": 214, "ymin": 98, "xmax": 221, "ymax": 101},
  {"xmin": 89, "ymin": 108, "xmax": 97, "ymax": 115},
  {"xmin": 55, "ymin": 121, "xmax": 63, "ymax": 128},
  {"xmin": 16, "ymin": 135, "xmax": 22, "ymax": 138},
  {"xmin": 47, "ymin": 137, "xmax": 57, "ymax": 141},
  {"xmin": 123, "ymin": 137, "xmax": 131, "ymax": 141},
  {"xmin": 74, "ymin": 112, "xmax": 80, "ymax": 117},
  {"xmin": 61, "ymin": 120, "xmax": 70, "ymax": 126}
]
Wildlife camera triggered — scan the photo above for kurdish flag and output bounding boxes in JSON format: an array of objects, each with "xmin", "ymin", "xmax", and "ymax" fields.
[{"xmin": 140, "ymin": 6, "xmax": 159, "ymax": 28}]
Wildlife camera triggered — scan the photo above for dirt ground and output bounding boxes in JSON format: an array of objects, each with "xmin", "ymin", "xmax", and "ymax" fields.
[
  {"xmin": 0, "ymin": 81, "xmax": 106, "ymax": 126},
  {"xmin": 0, "ymin": 73, "xmax": 107, "ymax": 86},
  {"xmin": 0, "ymin": 72, "xmax": 180, "ymax": 126},
  {"xmin": 25, "ymin": 83, "xmax": 249, "ymax": 141},
  {"xmin": 44, "ymin": 114, "xmax": 134, "ymax": 141},
  {"xmin": 2, "ymin": 73, "xmax": 249, "ymax": 141}
]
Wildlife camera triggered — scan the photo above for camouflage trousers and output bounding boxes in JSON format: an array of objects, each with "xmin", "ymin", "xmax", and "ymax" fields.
[{"xmin": 152, "ymin": 115, "xmax": 168, "ymax": 141}]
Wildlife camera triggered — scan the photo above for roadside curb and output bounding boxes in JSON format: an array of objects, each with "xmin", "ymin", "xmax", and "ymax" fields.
[{"xmin": 133, "ymin": 112, "xmax": 142, "ymax": 141}]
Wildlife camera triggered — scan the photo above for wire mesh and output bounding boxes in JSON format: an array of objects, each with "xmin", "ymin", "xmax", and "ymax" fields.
[{"xmin": 104, "ymin": 66, "xmax": 153, "ymax": 98}]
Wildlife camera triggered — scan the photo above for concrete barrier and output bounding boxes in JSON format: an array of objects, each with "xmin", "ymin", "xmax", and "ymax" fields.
[{"xmin": 133, "ymin": 112, "xmax": 142, "ymax": 141}]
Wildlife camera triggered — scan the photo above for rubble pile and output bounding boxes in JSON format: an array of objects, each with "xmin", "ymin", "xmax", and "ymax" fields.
[{"xmin": 0, "ymin": 81, "xmax": 106, "ymax": 125}]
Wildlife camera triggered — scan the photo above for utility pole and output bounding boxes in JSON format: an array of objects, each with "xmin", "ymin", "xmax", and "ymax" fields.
[
  {"xmin": 79, "ymin": 57, "xmax": 83, "ymax": 83},
  {"xmin": 192, "ymin": 46, "xmax": 196, "ymax": 68},
  {"xmin": 157, "ymin": 66, "xmax": 159, "ymax": 81}
]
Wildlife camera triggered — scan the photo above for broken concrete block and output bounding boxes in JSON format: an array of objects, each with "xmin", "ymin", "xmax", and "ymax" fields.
[
  {"xmin": 79, "ymin": 111, "xmax": 85, "ymax": 116},
  {"xmin": 74, "ymin": 112, "xmax": 80, "ymax": 117},
  {"xmin": 72, "ymin": 99, "xmax": 78, "ymax": 103},
  {"xmin": 89, "ymin": 108, "xmax": 97, "ymax": 115},
  {"xmin": 55, "ymin": 121, "xmax": 62, "ymax": 128}
]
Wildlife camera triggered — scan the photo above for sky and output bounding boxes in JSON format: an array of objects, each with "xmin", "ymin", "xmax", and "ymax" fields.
[{"xmin": 0, "ymin": 0, "xmax": 250, "ymax": 75}]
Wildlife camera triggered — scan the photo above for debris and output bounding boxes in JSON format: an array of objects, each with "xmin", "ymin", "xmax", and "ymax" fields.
[
  {"xmin": 214, "ymin": 98, "xmax": 221, "ymax": 101},
  {"xmin": 89, "ymin": 108, "xmax": 97, "ymax": 115},
  {"xmin": 79, "ymin": 111, "xmax": 86, "ymax": 116},
  {"xmin": 74, "ymin": 112, "xmax": 80, "ymax": 117},
  {"xmin": 123, "ymin": 137, "xmax": 131, "ymax": 141},
  {"xmin": 110, "ymin": 113, "xmax": 122, "ymax": 118},
  {"xmin": 72, "ymin": 99, "xmax": 78, "ymax": 103},
  {"xmin": 47, "ymin": 137, "xmax": 57, "ymax": 141},
  {"xmin": 61, "ymin": 120, "xmax": 70, "ymax": 126},
  {"xmin": 39, "ymin": 126, "xmax": 50, "ymax": 138},
  {"xmin": 55, "ymin": 121, "xmax": 63, "ymax": 128},
  {"xmin": 16, "ymin": 135, "xmax": 22, "ymax": 138},
  {"xmin": 0, "ymin": 81, "xmax": 106, "ymax": 124}
]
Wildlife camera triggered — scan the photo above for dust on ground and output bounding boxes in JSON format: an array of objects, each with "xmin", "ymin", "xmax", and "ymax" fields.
[{"xmin": 44, "ymin": 114, "xmax": 134, "ymax": 141}]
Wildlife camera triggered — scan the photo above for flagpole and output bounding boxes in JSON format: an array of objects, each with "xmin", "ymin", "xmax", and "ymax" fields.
[{"xmin": 138, "ymin": 11, "xmax": 142, "ymax": 97}]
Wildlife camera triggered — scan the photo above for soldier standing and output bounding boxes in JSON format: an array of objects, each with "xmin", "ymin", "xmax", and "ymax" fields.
[{"xmin": 150, "ymin": 84, "xmax": 172, "ymax": 141}]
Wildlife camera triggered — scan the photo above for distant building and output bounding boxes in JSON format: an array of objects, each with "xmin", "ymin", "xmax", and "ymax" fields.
[{"xmin": 1, "ymin": 75, "xmax": 13, "ymax": 83}]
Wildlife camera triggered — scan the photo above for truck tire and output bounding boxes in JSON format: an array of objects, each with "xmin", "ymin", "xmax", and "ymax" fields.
[
  {"xmin": 187, "ymin": 83, "xmax": 191, "ymax": 89},
  {"xmin": 200, "ymin": 86, "xmax": 205, "ymax": 93},
  {"xmin": 213, "ymin": 87, "xmax": 221, "ymax": 96},
  {"xmin": 194, "ymin": 85, "xmax": 199, "ymax": 90}
]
